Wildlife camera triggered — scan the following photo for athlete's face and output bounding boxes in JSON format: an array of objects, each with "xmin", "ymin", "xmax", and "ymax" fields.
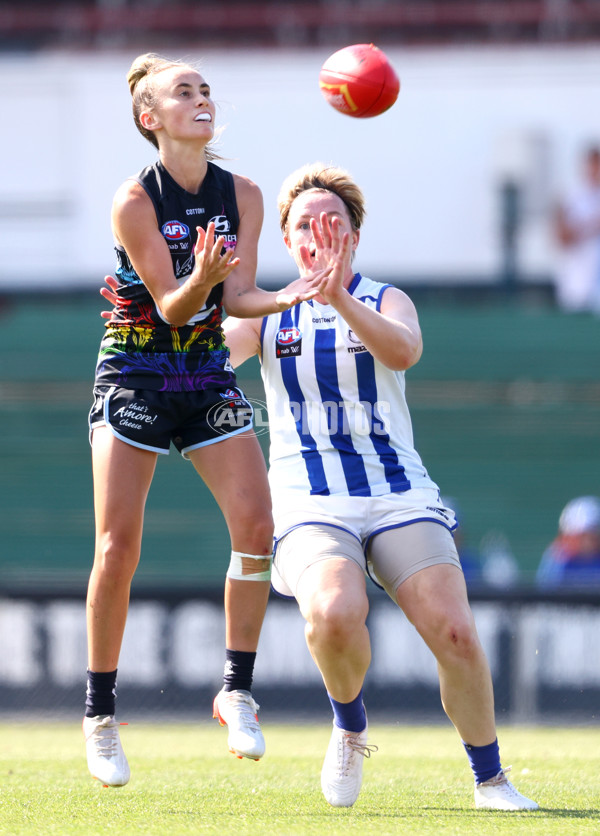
[
  {"xmin": 140, "ymin": 66, "xmax": 216, "ymax": 145},
  {"xmin": 284, "ymin": 189, "xmax": 358, "ymax": 272}
]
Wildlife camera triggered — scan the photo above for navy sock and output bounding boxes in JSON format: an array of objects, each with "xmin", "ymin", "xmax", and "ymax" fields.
[
  {"xmin": 85, "ymin": 668, "xmax": 117, "ymax": 718},
  {"xmin": 223, "ymin": 649, "xmax": 256, "ymax": 693},
  {"xmin": 328, "ymin": 689, "xmax": 367, "ymax": 733},
  {"xmin": 463, "ymin": 738, "xmax": 501, "ymax": 784}
]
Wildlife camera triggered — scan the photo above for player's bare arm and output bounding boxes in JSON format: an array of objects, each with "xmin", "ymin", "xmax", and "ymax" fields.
[
  {"xmin": 98, "ymin": 269, "xmax": 264, "ymax": 368},
  {"xmin": 308, "ymin": 212, "xmax": 422, "ymax": 371},
  {"xmin": 112, "ymin": 181, "xmax": 230, "ymax": 326},
  {"xmin": 328, "ymin": 284, "xmax": 422, "ymax": 371},
  {"xmin": 222, "ymin": 316, "xmax": 262, "ymax": 368},
  {"xmin": 223, "ymin": 176, "xmax": 323, "ymax": 317},
  {"xmin": 221, "ymin": 174, "xmax": 263, "ymax": 316}
]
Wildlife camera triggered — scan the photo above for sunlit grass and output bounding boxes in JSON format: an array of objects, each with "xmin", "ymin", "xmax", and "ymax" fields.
[{"xmin": 1, "ymin": 723, "xmax": 598, "ymax": 834}]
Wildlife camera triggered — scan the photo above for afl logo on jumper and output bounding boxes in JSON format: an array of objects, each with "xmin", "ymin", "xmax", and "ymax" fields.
[
  {"xmin": 162, "ymin": 220, "xmax": 190, "ymax": 252},
  {"xmin": 276, "ymin": 327, "xmax": 302, "ymax": 358},
  {"xmin": 162, "ymin": 220, "xmax": 190, "ymax": 240}
]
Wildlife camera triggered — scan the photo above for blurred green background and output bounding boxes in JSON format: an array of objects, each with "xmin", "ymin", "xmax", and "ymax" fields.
[{"xmin": 0, "ymin": 294, "xmax": 598, "ymax": 590}]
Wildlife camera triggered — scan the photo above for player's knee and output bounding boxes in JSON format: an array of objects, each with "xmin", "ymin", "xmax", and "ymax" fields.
[
  {"xmin": 424, "ymin": 612, "xmax": 481, "ymax": 664},
  {"xmin": 254, "ymin": 515, "xmax": 275, "ymax": 550},
  {"xmin": 308, "ymin": 592, "xmax": 367, "ymax": 648},
  {"xmin": 93, "ymin": 534, "xmax": 140, "ymax": 582},
  {"xmin": 232, "ymin": 509, "xmax": 274, "ymax": 554}
]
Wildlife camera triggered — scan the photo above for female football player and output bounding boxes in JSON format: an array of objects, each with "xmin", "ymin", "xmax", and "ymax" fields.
[
  {"xmin": 84, "ymin": 54, "xmax": 323, "ymax": 787},
  {"xmin": 222, "ymin": 163, "xmax": 539, "ymax": 812}
]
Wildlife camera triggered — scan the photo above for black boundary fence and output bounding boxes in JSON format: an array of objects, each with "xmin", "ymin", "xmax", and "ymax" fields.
[{"xmin": 1, "ymin": 584, "xmax": 599, "ymax": 725}]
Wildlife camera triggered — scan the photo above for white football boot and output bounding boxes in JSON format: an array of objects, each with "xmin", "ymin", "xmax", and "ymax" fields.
[
  {"xmin": 213, "ymin": 689, "xmax": 265, "ymax": 760},
  {"xmin": 83, "ymin": 715, "xmax": 130, "ymax": 787},
  {"xmin": 320, "ymin": 722, "xmax": 377, "ymax": 807},
  {"xmin": 474, "ymin": 767, "xmax": 539, "ymax": 810}
]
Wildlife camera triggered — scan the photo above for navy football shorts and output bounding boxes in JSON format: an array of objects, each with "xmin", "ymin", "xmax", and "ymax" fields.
[{"xmin": 89, "ymin": 383, "xmax": 254, "ymax": 458}]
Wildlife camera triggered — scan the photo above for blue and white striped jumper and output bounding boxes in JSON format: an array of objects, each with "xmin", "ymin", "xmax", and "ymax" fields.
[{"xmin": 259, "ymin": 273, "xmax": 440, "ymax": 500}]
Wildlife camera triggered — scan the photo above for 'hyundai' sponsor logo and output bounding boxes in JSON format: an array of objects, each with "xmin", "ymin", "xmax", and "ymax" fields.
[{"xmin": 209, "ymin": 214, "xmax": 231, "ymax": 234}]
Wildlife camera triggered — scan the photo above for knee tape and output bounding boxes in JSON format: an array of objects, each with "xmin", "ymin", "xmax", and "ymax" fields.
[{"xmin": 227, "ymin": 551, "xmax": 272, "ymax": 581}]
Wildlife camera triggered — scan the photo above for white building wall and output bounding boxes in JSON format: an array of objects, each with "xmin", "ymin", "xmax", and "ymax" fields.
[{"xmin": 1, "ymin": 45, "xmax": 600, "ymax": 288}]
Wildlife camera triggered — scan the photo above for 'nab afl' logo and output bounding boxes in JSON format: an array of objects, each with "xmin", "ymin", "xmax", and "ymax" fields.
[
  {"xmin": 276, "ymin": 326, "xmax": 302, "ymax": 359},
  {"xmin": 162, "ymin": 220, "xmax": 190, "ymax": 240}
]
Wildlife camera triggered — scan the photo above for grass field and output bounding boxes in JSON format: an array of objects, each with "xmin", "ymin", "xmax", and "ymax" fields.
[{"xmin": 1, "ymin": 722, "xmax": 599, "ymax": 835}]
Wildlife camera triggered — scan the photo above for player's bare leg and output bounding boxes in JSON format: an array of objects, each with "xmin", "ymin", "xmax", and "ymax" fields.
[
  {"xmin": 395, "ymin": 564, "xmax": 495, "ymax": 743},
  {"xmin": 396, "ymin": 562, "xmax": 537, "ymax": 810},
  {"xmin": 296, "ymin": 558, "xmax": 371, "ymax": 702},
  {"xmin": 296, "ymin": 557, "xmax": 375, "ymax": 807},
  {"xmin": 87, "ymin": 429, "xmax": 157, "ymax": 671},
  {"xmin": 189, "ymin": 430, "xmax": 272, "ymax": 759},
  {"xmin": 84, "ymin": 428, "xmax": 157, "ymax": 786},
  {"xmin": 189, "ymin": 429, "xmax": 272, "ymax": 648}
]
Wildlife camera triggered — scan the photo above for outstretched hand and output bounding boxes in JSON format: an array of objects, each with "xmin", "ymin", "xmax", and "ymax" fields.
[
  {"xmin": 192, "ymin": 222, "xmax": 240, "ymax": 289},
  {"xmin": 273, "ymin": 267, "xmax": 332, "ymax": 311},
  {"xmin": 98, "ymin": 213, "xmax": 350, "ymax": 320},
  {"xmin": 99, "ymin": 274, "xmax": 120, "ymax": 319},
  {"xmin": 298, "ymin": 213, "xmax": 351, "ymax": 304}
]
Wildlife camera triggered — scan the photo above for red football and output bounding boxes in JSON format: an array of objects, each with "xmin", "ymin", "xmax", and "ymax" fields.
[{"xmin": 319, "ymin": 43, "xmax": 400, "ymax": 118}]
